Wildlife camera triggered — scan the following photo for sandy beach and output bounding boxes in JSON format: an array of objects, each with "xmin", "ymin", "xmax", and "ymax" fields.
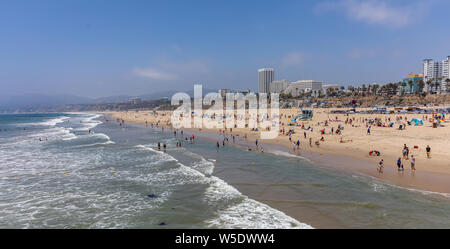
[{"xmin": 102, "ymin": 107, "xmax": 450, "ymax": 194}]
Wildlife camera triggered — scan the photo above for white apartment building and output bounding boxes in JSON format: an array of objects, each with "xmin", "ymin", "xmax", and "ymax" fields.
[
  {"xmin": 423, "ymin": 56, "xmax": 450, "ymax": 92},
  {"xmin": 283, "ymin": 80, "xmax": 323, "ymax": 97},
  {"xmin": 443, "ymin": 56, "xmax": 450, "ymax": 81},
  {"xmin": 218, "ymin": 88, "xmax": 232, "ymax": 98},
  {"xmin": 269, "ymin": 80, "xmax": 290, "ymax": 93},
  {"xmin": 258, "ymin": 68, "xmax": 274, "ymax": 93},
  {"xmin": 130, "ymin": 97, "xmax": 142, "ymax": 105}
]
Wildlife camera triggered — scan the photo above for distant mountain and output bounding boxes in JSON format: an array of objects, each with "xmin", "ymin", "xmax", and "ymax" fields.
[
  {"xmin": 0, "ymin": 94, "xmax": 95, "ymax": 112},
  {"xmin": 92, "ymin": 95, "xmax": 132, "ymax": 104},
  {"xmin": 138, "ymin": 88, "xmax": 218, "ymax": 101},
  {"xmin": 0, "ymin": 88, "xmax": 219, "ymax": 112}
]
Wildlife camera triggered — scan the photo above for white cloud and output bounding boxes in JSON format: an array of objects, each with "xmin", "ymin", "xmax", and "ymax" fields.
[
  {"xmin": 131, "ymin": 59, "xmax": 211, "ymax": 81},
  {"xmin": 280, "ymin": 52, "xmax": 303, "ymax": 67},
  {"xmin": 132, "ymin": 68, "xmax": 179, "ymax": 80},
  {"xmin": 316, "ymin": 0, "xmax": 432, "ymax": 28}
]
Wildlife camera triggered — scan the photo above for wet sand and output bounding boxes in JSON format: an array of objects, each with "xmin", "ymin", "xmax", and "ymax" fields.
[
  {"xmin": 100, "ymin": 113, "xmax": 450, "ymax": 228},
  {"xmin": 102, "ymin": 108, "xmax": 450, "ymax": 195}
]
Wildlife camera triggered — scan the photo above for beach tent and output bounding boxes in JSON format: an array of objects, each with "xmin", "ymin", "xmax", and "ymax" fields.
[{"xmin": 411, "ymin": 118, "xmax": 423, "ymax": 126}]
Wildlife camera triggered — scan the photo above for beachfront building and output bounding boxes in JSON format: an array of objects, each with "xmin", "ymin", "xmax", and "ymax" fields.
[
  {"xmin": 258, "ymin": 68, "xmax": 274, "ymax": 93},
  {"xmin": 423, "ymin": 56, "xmax": 450, "ymax": 92},
  {"xmin": 130, "ymin": 97, "xmax": 142, "ymax": 105},
  {"xmin": 269, "ymin": 80, "xmax": 290, "ymax": 93},
  {"xmin": 218, "ymin": 88, "xmax": 232, "ymax": 98},
  {"xmin": 322, "ymin": 84, "xmax": 342, "ymax": 95},
  {"xmin": 443, "ymin": 56, "xmax": 450, "ymax": 91},
  {"xmin": 401, "ymin": 74, "xmax": 424, "ymax": 94},
  {"xmin": 283, "ymin": 80, "xmax": 323, "ymax": 97},
  {"xmin": 237, "ymin": 89, "xmax": 251, "ymax": 95}
]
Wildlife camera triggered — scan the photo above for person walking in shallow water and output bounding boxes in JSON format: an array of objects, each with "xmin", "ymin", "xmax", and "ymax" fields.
[
  {"xmin": 397, "ymin": 157, "xmax": 404, "ymax": 171},
  {"xmin": 410, "ymin": 155, "xmax": 416, "ymax": 171}
]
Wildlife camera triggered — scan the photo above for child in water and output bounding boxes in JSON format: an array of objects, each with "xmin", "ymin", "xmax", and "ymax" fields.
[
  {"xmin": 397, "ymin": 157, "xmax": 404, "ymax": 171},
  {"xmin": 378, "ymin": 159, "xmax": 384, "ymax": 174}
]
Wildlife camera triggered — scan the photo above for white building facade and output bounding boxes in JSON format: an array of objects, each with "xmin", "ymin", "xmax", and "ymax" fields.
[
  {"xmin": 218, "ymin": 89, "xmax": 232, "ymax": 98},
  {"xmin": 423, "ymin": 56, "xmax": 450, "ymax": 92},
  {"xmin": 283, "ymin": 80, "xmax": 323, "ymax": 97},
  {"xmin": 258, "ymin": 68, "xmax": 274, "ymax": 93},
  {"xmin": 443, "ymin": 56, "xmax": 450, "ymax": 83},
  {"xmin": 269, "ymin": 80, "xmax": 290, "ymax": 93}
]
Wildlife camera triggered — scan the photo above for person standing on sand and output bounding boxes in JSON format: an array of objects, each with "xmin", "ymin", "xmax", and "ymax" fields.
[
  {"xmin": 255, "ymin": 139, "xmax": 258, "ymax": 148},
  {"xmin": 410, "ymin": 155, "xmax": 416, "ymax": 170},
  {"xmin": 304, "ymin": 131, "xmax": 306, "ymax": 139},
  {"xmin": 378, "ymin": 159, "xmax": 384, "ymax": 174},
  {"xmin": 426, "ymin": 145, "xmax": 431, "ymax": 159},
  {"xmin": 309, "ymin": 137, "xmax": 312, "ymax": 147},
  {"xmin": 367, "ymin": 126, "xmax": 371, "ymax": 135}
]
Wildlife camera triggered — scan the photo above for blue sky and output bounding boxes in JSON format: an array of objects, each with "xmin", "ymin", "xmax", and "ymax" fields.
[{"xmin": 1, "ymin": 0, "xmax": 449, "ymax": 98}]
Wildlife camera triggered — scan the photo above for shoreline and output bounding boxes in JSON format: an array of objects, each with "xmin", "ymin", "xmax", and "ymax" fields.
[
  {"xmin": 98, "ymin": 112, "xmax": 450, "ymax": 228},
  {"xmin": 101, "ymin": 110, "xmax": 450, "ymax": 196}
]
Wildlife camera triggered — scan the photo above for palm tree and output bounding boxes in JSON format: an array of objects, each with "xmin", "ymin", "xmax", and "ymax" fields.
[
  {"xmin": 437, "ymin": 77, "xmax": 443, "ymax": 93},
  {"xmin": 361, "ymin": 84, "xmax": 367, "ymax": 95},
  {"xmin": 418, "ymin": 79, "xmax": 425, "ymax": 94},
  {"xmin": 426, "ymin": 79, "xmax": 432, "ymax": 93},
  {"xmin": 446, "ymin": 78, "xmax": 450, "ymax": 93},
  {"xmin": 431, "ymin": 78, "xmax": 437, "ymax": 93},
  {"xmin": 407, "ymin": 80, "xmax": 413, "ymax": 94},
  {"xmin": 348, "ymin": 85, "xmax": 355, "ymax": 96},
  {"xmin": 372, "ymin": 84, "xmax": 379, "ymax": 95},
  {"xmin": 400, "ymin": 81, "xmax": 406, "ymax": 95}
]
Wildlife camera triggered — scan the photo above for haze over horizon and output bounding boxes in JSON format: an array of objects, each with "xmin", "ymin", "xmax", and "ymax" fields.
[{"xmin": 1, "ymin": 0, "xmax": 449, "ymax": 98}]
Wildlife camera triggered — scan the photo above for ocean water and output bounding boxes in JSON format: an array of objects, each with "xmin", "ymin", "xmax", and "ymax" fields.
[{"xmin": 0, "ymin": 113, "xmax": 449, "ymax": 229}]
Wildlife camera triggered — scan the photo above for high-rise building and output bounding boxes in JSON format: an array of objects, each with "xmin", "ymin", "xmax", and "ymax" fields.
[
  {"xmin": 258, "ymin": 68, "xmax": 274, "ymax": 93},
  {"xmin": 423, "ymin": 56, "xmax": 450, "ymax": 92},
  {"xmin": 269, "ymin": 80, "xmax": 290, "ymax": 93},
  {"xmin": 443, "ymin": 56, "xmax": 450, "ymax": 79}
]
